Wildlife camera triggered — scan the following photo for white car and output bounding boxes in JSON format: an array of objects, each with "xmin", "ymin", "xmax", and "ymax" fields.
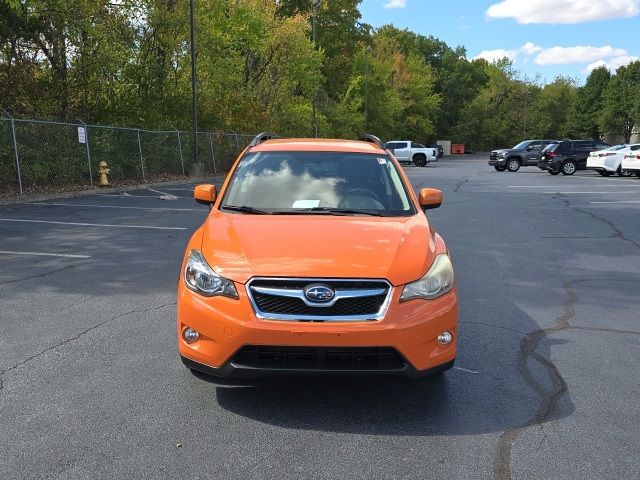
[
  {"xmin": 586, "ymin": 144, "xmax": 640, "ymax": 177},
  {"xmin": 385, "ymin": 141, "xmax": 437, "ymax": 167},
  {"xmin": 621, "ymin": 146, "xmax": 640, "ymax": 177}
]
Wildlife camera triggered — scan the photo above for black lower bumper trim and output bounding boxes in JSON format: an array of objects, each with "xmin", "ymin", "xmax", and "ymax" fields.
[{"xmin": 181, "ymin": 355, "xmax": 455, "ymax": 379}]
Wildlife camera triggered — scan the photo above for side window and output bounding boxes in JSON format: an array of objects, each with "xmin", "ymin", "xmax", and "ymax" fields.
[
  {"xmin": 398, "ymin": 142, "xmax": 409, "ymax": 149},
  {"xmin": 414, "ymin": 143, "xmax": 426, "ymax": 149},
  {"xmin": 630, "ymin": 145, "xmax": 640, "ymax": 151},
  {"xmin": 575, "ymin": 141, "xmax": 592, "ymax": 150},
  {"xmin": 528, "ymin": 141, "xmax": 542, "ymax": 150}
]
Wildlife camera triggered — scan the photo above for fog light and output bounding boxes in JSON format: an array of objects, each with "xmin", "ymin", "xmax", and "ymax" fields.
[
  {"xmin": 183, "ymin": 328, "xmax": 199, "ymax": 343},
  {"xmin": 437, "ymin": 331, "xmax": 453, "ymax": 345}
]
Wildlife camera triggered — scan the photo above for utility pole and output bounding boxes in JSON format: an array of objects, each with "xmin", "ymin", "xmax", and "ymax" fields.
[
  {"xmin": 311, "ymin": 0, "xmax": 322, "ymax": 138},
  {"xmin": 364, "ymin": 46, "xmax": 371, "ymax": 133},
  {"xmin": 190, "ymin": 0, "xmax": 199, "ymax": 163}
]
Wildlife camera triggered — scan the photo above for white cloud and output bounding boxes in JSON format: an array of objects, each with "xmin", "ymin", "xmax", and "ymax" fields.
[
  {"xmin": 486, "ymin": 0, "xmax": 640, "ymax": 24},
  {"xmin": 384, "ymin": 0, "xmax": 407, "ymax": 8},
  {"xmin": 535, "ymin": 45, "xmax": 628, "ymax": 65},
  {"xmin": 585, "ymin": 55, "xmax": 640, "ymax": 73},
  {"xmin": 474, "ymin": 48, "xmax": 518, "ymax": 63},
  {"xmin": 473, "ymin": 43, "xmax": 639, "ymax": 73},
  {"xmin": 473, "ymin": 43, "xmax": 543, "ymax": 62}
]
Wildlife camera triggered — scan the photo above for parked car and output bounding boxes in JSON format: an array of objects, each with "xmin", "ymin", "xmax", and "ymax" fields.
[
  {"xmin": 489, "ymin": 139, "xmax": 558, "ymax": 172},
  {"xmin": 621, "ymin": 148, "xmax": 640, "ymax": 177},
  {"xmin": 385, "ymin": 141, "xmax": 437, "ymax": 167},
  {"xmin": 178, "ymin": 133, "xmax": 457, "ymax": 379},
  {"xmin": 588, "ymin": 144, "xmax": 640, "ymax": 176},
  {"xmin": 538, "ymin": 139, "xmax": 610, "ymax": 175}
]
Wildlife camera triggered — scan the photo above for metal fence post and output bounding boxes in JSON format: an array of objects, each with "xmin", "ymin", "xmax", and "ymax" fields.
[
  {"xmin": 137, "ymin": 129, "xmax": 146, "ymax": 182},
  {"xmin": 78, "ymin": 120, "xmax": 93, "ymax": 186},
  {"xmin": 209, "ymin": 132, "xmax": 217, "ymax": 174},
  {"xmin": 7, "ymin": 115, "xmax": 24, "ymax": 194},
  {"xmin": 176, "ymin": 129, "xmax": 185, "ymax": 175}
]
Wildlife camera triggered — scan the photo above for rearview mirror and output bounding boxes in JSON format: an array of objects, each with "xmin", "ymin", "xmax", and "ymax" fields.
[
  {"xmin": 194, "ymin": 184, "xmax": 216, "ymax": 208},
  {"xmin": 419, "ymin": 188, "xmax": 442, "ymax": 210}
]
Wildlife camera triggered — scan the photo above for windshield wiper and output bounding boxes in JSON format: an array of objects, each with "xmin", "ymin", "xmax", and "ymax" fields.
[
  {"xmin": 222, "ymin": 205, "xmax": 271, "ymax": 215},
  {"xmin": 287, "ymin": 207, "xmax": 384, "ymax": 217}
]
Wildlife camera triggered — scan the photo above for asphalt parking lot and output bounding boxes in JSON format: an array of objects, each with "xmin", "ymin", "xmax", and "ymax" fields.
[{"xmin": 1, "ymin": 155, "xmax": 639, "ymax": 480}]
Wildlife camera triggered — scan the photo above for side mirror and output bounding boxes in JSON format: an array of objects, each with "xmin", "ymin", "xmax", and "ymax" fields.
[
  {"xmin": 194, "ymin": 184, "xmax": 216, "ymax": 208},
  {"xmin": 419, "ymin": 188, "xmax": 442, "ymax": 210}
]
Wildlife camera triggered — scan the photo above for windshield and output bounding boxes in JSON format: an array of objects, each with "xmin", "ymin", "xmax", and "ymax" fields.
[
  {"xmin": 221, "ymin": 151, "xmax": 415, "ymax": 216},
  {"xmin": 512, "ymin": 141, "xmax": 531, "ymax": 150}
]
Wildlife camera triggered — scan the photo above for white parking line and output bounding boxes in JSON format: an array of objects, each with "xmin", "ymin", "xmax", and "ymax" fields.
[
  {"xmin": 590, "ymin": 200, "xmax": 640, "ymax": 204},
  {"xmin": 0, "ymin": 218, "xmax": 186, "ymax": 230},
  {"xmin": 0, "ymin": 250, "xmax": 91, "ymax": 259},
  {"xmin": 96, "ymin": 193, "xmax": 186, "ymax": 199},
  {"xmin": 509, "ymin": 184, "xmax": 640, "ymax": 188},
  {"xmin": 29, "ymin": 202, "xmax": 204, "ymax": 212},
  {"xmin": 542, "ymin": 191, "xmax": 640, "ymax": 194}
]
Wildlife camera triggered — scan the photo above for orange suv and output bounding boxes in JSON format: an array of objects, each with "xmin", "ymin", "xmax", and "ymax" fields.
[{"xmin": 177, "ymin": 134, "xmax": 457, "ymax": 378}]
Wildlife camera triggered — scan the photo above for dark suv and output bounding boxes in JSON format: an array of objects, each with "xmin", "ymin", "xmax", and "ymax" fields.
[
  {"xmin": 538, "ymin": 139, "xmax": 610, "ymax": 175},
  {"xmin": 489, "ymin": 139, "xmax": 558, "ymax": 172}
]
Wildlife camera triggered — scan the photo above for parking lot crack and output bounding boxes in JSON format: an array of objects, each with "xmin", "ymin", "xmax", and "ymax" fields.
[
  {"xmin": 493, "ymin": 282, "xmax": 574, "ymax": 480},
  {"xmin": 0, "ymin": 262, "xmax": 88, "ymax": 286},
  {"xmin": 552, "ymin": 194, "xmax": 640, "ymax": 248},
  {"xmin": 493, "ymin": 277, "xmax": 640, "ymax": 479},
  {"xmin": 454, "ymin": 176, "xmax": 469, "ymax": 192},
  {"xmin": 460, "ymin": 320, "xmax": 526, "ymax": 336},
  {"xmin": 0, "ymin": 302, "xmax": 176, "ymax": 388}
]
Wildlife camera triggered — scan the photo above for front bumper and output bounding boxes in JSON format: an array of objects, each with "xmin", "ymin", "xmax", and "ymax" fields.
[
  {"xmin": 488, "ymin": 158, "xmax": 506, "ymax": 166},
  {"xmin": 177, "ymin": 283, "xmax": 458, "ymax": 377},
  {"xmin": 182, "ymin": 354, "xmax": 455, "ymax": 379}
]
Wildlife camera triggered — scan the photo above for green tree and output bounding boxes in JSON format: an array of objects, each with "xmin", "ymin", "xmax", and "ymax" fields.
[
  {"xmin": 600, "ymin": 61, "xmax": 640, "ymax": 143},
  {"xmin": 566, "ymin": 66, "xmax": 611, "ymax": 139}
]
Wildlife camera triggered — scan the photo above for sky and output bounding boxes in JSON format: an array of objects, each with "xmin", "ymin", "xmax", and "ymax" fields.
[{"xmin": 359, "ymin": 0, "xmax": 640, "ymax": 84}]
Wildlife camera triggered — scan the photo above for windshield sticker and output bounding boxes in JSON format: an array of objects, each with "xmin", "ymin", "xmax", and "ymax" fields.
[
  {"xmin": 377, "ymin": 157, "xmax": 387, "ymax": 165},
  {"xmin": 292, "ymin": 199, "xmax": 321, "ymax": 208}
]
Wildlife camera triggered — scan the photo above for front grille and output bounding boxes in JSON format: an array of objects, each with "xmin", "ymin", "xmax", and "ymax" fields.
[
  {"xmin": 246, "ymin": 278, "xmax": 392, "ymax": 321},
  {"xmin": 252, "ymin": 292, "xmax": 385, "ymax": 316},
  {"xmin": 231, "ymin": 346, "xmax": 405, "ymax": 370}
]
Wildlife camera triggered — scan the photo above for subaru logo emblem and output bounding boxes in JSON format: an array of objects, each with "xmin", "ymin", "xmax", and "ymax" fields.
[{"xmin": 304, "ymin": 284, "xmax": 335, "ymax": 303}]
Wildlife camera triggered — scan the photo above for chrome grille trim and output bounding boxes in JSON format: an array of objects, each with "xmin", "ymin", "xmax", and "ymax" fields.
[{"xmin": 246, "ymin": 277, "xmax": 393, "ymax": 322}]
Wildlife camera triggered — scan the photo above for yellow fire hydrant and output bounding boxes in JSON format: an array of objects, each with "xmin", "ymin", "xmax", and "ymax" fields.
[{"xmin": 98, "ymin": 161, "xmax": 110, "ymax": 186}]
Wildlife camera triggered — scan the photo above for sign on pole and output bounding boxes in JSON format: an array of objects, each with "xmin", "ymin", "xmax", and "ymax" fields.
[{"xmin": 78, "ymin": 126, "xmax": 86, "ymax": 144}]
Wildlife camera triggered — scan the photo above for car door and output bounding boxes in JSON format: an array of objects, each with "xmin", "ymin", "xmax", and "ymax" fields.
[
  {"xmin": 573, "ymin": 141, "xmax": 593, "ymax": 168},
  {"xmin": 393, "ymin": 142, "xmax": 411, "ymax": 162},
  {"xmin": 525, "ymin": 141, "xmax": 542, "ymax": 165}
]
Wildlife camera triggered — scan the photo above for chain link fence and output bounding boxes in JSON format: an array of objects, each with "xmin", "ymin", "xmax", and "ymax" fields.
[{"xmin": 0, "ymin": 115, "xmax": 256, "ymax": 197}]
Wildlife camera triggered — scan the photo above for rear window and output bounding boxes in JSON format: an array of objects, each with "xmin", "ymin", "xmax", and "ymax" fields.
[
  {"xmin": 543, "ymin": 143, "xmax": 562, "ymax": 152},
  {"xmin": 631, "ymin": 145, "xmax": 640, "ymax": 151}
]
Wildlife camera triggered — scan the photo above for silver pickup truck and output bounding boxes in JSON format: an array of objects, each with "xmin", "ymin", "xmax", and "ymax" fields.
[{"xmin": 385, "ymin": 141, "xmax": 437, "ymax": 167}]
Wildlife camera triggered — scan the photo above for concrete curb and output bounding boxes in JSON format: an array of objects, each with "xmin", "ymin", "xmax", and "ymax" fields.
[{"xmin": 0, "ymin": 176, "xmax": 225, "ymax": 206}]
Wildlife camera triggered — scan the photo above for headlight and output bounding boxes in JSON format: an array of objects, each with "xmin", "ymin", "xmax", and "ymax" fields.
[
  {"xmin": 184, "ymin": 250, "xmax": 238, "ymax": 298},
  {"xmin": 498, "ymin": 152, "xmax": 506, "ymax": 158},
  {"xmin": 400, "ymin": 254, "xmax": 454, "ymax": 301}
]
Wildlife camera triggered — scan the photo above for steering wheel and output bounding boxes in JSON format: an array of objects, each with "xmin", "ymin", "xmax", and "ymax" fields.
[{"xmin": 338, "ymin": 188, "xmax": 384, "ymax": 210}]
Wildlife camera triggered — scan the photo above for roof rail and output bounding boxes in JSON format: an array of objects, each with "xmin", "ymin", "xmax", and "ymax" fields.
[
  {"xmin": 359, "ymin": 134, "xmax": 384, "ymax": 148},
  {"xmin": 248, "ymin": 132, "xmax": 279, "ymax": 147}
]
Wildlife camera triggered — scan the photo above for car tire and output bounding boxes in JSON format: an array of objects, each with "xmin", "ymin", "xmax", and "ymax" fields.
[
  {"xmin": 506, "ymin": 158, "xmax": 520, "ymax": 172},
  {"xmin": 413, "ymin": 154, "xmax": 427, "ymax": 167},
  {"xmin": 598, "ymin": 170, "xmax": 611, "ymax": 176},
  {"xmin": 618, "ymin": 167, "xmax": 632, "ymax": 177},
  {"xmin": 561, "ymin": 160, "xmax": 577, "ymax": 175},
  {"xmin": 549, "ymin": 169, "xmax": 560, "ymax": 175},
  {"xmin": 494, "ymin": 165, "xmax": 506, "ymax": 172}
]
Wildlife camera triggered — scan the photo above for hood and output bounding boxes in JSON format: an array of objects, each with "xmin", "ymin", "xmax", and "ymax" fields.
[{"xmin": 200, "ymin": 211, "xmax": 436, "ymax": 286}]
